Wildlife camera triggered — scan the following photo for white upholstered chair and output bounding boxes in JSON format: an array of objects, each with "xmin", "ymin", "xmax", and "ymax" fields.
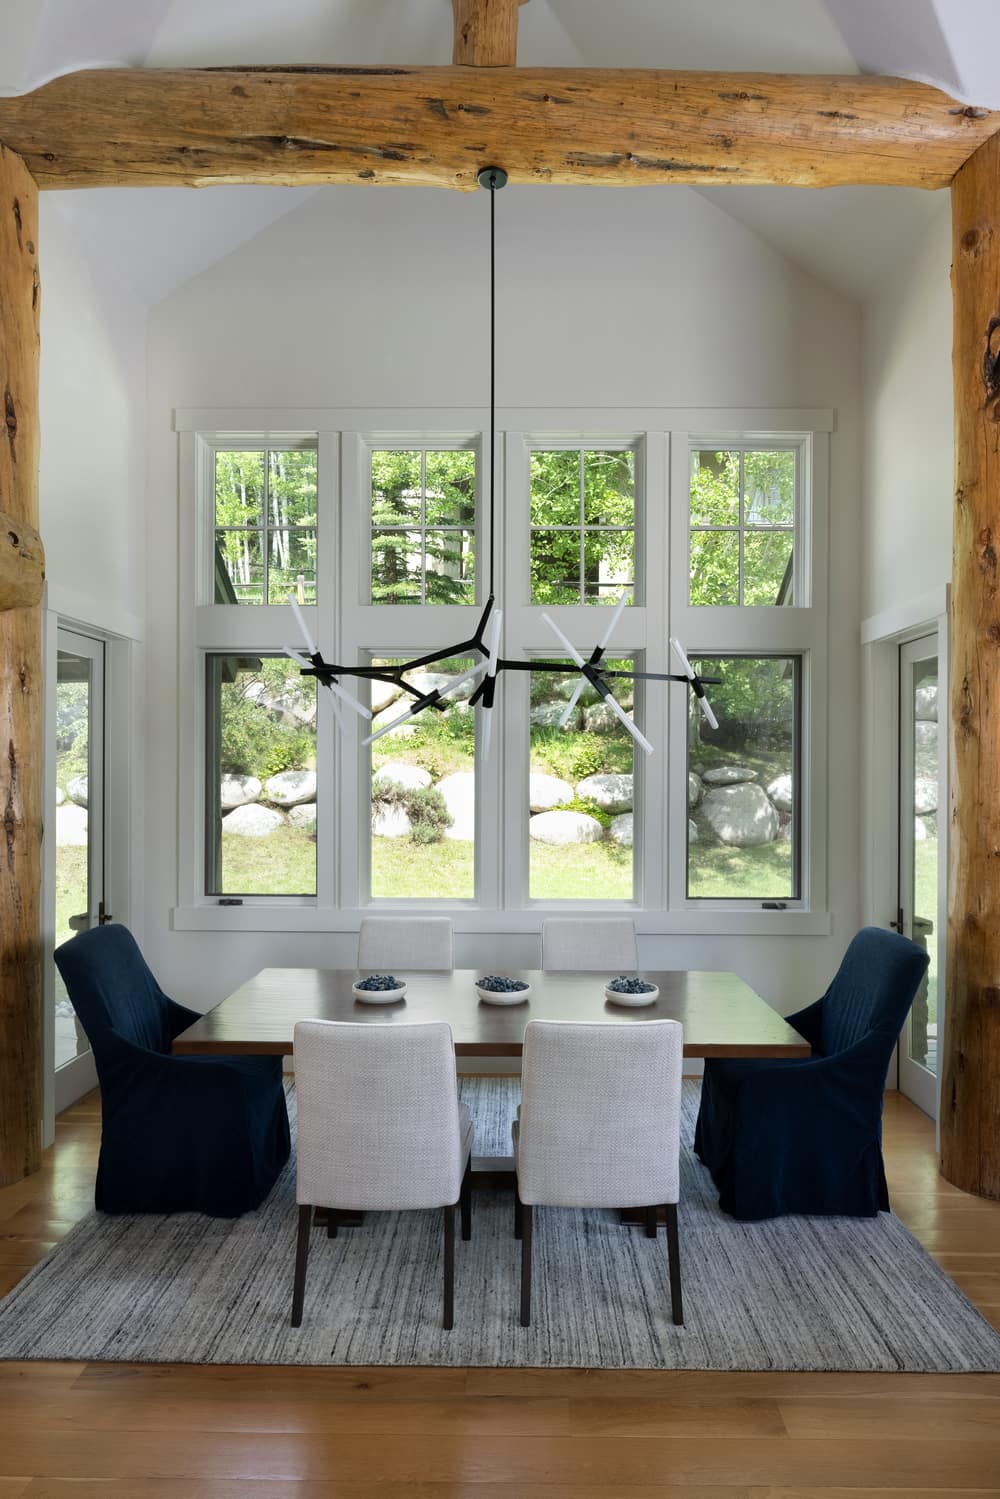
[
  {"xmin": 541, "ymin": 916, "xmax": 637, "ymax": 972},
  {"xmin": 357, "ymin": 916, "xmax": 454, "ymax": 971},
  {"xmin": 513, "ymin": 1018, "xmax": 684, "ymax": 1328},
  {"xmin": 290, "ymin": 1019, "xmax": 472, "ymax": 1330}
]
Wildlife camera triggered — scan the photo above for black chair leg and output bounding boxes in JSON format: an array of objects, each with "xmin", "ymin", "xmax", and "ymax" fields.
[
  {"xmin": 443, "ymin": 1203, "xmax": 456, "ymax": 1330},
  {"xmin": 460, "ymin": 1160, "xmax": 472, "ymax": 1241},
  {"xmin": 327, "ymin": 1210, "xmax": 338, "ymax": 1239},
  {"xmin": 290, "ymin": 1203, "xmax": 312, "ymax": 1327},
  {"xmin": 514, "ymin": 1188, "xmax": 523, "ymax": 1240},
  {"xmin": 665, "ymin": 1202, "xmax": 683, "ymax": 1326},
  {"xmin": 520, "ymin": 1203, "xmax": 533, "ymax": 1327},
  {"xmin": 644, "ymin": 1205, "xmax": 658, "ymax": 1238}
]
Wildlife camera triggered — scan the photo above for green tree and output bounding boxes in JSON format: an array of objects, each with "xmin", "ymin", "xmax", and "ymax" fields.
[{"xmin": 370, "ymin": 449, "xmax": 476, "ymax": 603}]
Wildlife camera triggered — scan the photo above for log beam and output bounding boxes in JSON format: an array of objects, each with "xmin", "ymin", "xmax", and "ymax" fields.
[
  {"xmin": 0, "ymin": 68, "xmax": 994, "ymax": 191},
  {"xmin": 0, "ymin": 510, "xmax": 44, "ymax": 611},
  {"xmin": 452, "ymin": 0, "xmax": 528, "ymax": 67},
  {"xmin": 0, "ymin": 144, "xmax": 42, "ymax": 1186}
]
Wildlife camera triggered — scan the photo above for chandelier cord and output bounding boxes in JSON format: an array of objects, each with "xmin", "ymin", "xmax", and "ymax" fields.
[{"xmin": 488, "ymin": 170, "xmax": 498, "ymax": 601}]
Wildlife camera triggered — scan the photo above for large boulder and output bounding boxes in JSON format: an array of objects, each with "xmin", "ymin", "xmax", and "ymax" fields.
[
  {"xmin": 576, "ymin": 772, "xmax": 633, "ymax": 813},
  {"xmin": 703, "ymin": 764, "xmax": 757, "ymax": 786},
  {"xmin": 288, "ymin": 803, "xmax": 317, "ymax": 832},
  {"xmin": 67, "ymin": 775, "xmax": 88, "ymax": 808},
  {"xmin": 407, "ymin": 671, "xmax": 474, "ymax": 702},
  {"xmin": 373, "ymin": 761, "xmax": 431, "ymax": 792},
  {"xmin": 372, "ymin": 805, "xmax": 410, "ymax": 838},
  {"xmin": 582, "ymin": 701, "xmax": 620, "ymax": 734},
  {"xmin": 766, "ymin": 773, "xmax": 794, "ymax": 813},
  {"xmin": 915, "ymin": 683, "xmax": 938, "ymax": 722},
  {"xmin": 914, "ymin": 777, "xmax": 937, "ymax": 815},
  {"xmin": 556, "ymin": 676, "xmax": 601, "ymax": 707},
  {"xmin": 688, "ymin": 773, "xmax": 703, "ymax": 809},
  {"xmin": 222, "ymin": 804, "xmax": 285, "ymax": 837},
  {"xmin": 437, "ymin": 771, "xmax": 476, "ymax": 840},
  {"xmin": 529, "ymin": 772, "xmax": 574, "ymax": 812},
  {"xmin": 265, "ymin": 769, "xmax": 317, "ymax": 807},
  {"xmin": 701, "ymin": 783, "xmax": 779, "ymax": 847},
  {"xmin": 56, "ymin": 804, "xmax": 88, "ymax": 847},
  {"xmin": 55, "ymin": 785, "xmax": 65, "ymax": 807},
  {"xmin": 529, "ymin": 810, "xmax": 604, "ymax": 845},
  {"xmin": 688, "ymin": 819, "xmax": 699, "ymax": 844},
  {"xmin": 220, "ymin": 774, "xmax": 261, "ymax": 811},
  {"xmin": 370, "ymin": 679, "xmax": 402, "ymax": 714},
  {"xmin": 609, "ymin": 813, "xmax": 633, "ymax": 847},
  {"xmin": 371, "ymin": 706, "xmax": 417, "ymax": 739},
  {"xmin": 531, "ymin": 701, "xmax": 578, "ymax": 730}
]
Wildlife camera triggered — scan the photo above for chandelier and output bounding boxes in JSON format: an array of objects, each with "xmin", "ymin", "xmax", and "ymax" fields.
[{"xmin": 286, "ymin": 167, "xmax": 719, "ymax": 752}]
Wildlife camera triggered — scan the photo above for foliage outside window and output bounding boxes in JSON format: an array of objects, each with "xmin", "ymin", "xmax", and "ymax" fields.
[
  {"xmin": 529, "ymin": 658, "xmax": 636, "ymax": 900},
  {"xmin": 206, "ymin": 656, "xmax": 317, "ymax": 895},
  {"xmin": 368, "ymin": 657, "xmax": 476, "ymax": 899},
  {"xmin": 370, "ymin": 449, "xmax": 477, "ymax": 604},
  {"xmin": 530, "ymin": 449, "xmax": 635, "ymax": 604},
  {"xmin": 214, "ymin": 449, "xmax": 318, "ymax": 605},
  {"xmin": 687, "ymin": 656, "xmax": 799, "ymax": 901},
  {"xmin": 689, "ymin": 449, "xmax": 796, "ymax": 607}
]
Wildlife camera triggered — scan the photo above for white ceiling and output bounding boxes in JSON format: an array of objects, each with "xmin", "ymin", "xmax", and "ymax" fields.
[{"xmin": 2, "ymin": 0, "xmax": 989, "ymax": 306}]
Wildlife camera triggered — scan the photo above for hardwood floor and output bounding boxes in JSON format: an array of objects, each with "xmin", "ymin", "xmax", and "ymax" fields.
[{"xmin": 0, "ymin": 1089, "xmax": 998, "ymax": 1495}]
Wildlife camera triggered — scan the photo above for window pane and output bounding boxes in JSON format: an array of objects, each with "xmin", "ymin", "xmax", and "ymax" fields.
[
  {"xmin": 267, "ymin": 449, "xmax": 318, "ymax": 528},
  {"xmin": 530, "ymin": 447, "xmax": 636, "ymax": 604},
  {"xmin": 215, "ymin": 451, "xmax": 264, "ymax": 528},
  {"xmin": 687, "ymin": 656, "xmax": 798, "ymax": 900},
  {"xmin": 267, "ymin": 528, "xmax": 317, "ymax": 604},
  {"xmin": 690, "ymin": 530, "xmax": 739, "ymax": 606},
  {"xmin": 425, "ymin": 450, "xmax": 477, "ymax": 525},
  {"xmin": 530, "ymin": 529, "xmax": 583, "ymax": 605},
  {"xmin": 215, "ymin": 528, "xmax": 264, "ymax": 605},
  {"xmin": 582, "ymin": 529, "xmax": 633, "ymax": 601},
  {"xmin": 582, "ymin": 450, "xmax": 634, "ymax": 526},
  {"xmin": 208, "ymin": 656, "xmax": 317, "ymax": 896},
  {"xmin": 371, "ymin": 451, "xmax": 422, "ymax": 524},
  {"xmin": 529, "ymin": 657, "xmax": 635, "ymax": 901},
  {"xmin": 424, "ymin": 530, "xmax": 476, "ymax": 604},
  {"xmin": 530, "ymin": 449, "xmax": 580, "ymax": 527},
  {"xmin": 744, "ymin": 450, "xmax": 795, "ymax": 526},
  {"xmin": 690, "ymin": 450, "xmax": 739, "ymax": 526},
  {"xmin": 743, "ymin": 530, "xmax": 793, "ymax": 607},
  {"xmin": 370, "ymin": 657, "xmax": 476, "ymax": 900},
  {"xmin": 371, "ymin": 530, "xmax": 422, "ymax": 603}
]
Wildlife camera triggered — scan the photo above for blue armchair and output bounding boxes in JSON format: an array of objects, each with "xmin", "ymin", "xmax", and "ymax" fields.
[
  {"xmin": 54, "ymin": 924, "xmax": 290, "ymax": 1217},
  {"xmin": 694, "ymin": 927, "xmax": 929, "ymax": 1221}
]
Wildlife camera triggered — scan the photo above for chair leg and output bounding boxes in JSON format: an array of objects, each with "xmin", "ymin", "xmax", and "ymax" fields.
[
  {"xmin": 520, "ymin": 1203, "xmax": 533, "ymax": 1327},
  {"xmin": 290, "ymin": 1204, "xmax": 312, "ymax": 1327},
  {"xmin": 514, "ymin": 1187, "xmax": 523, "ymax": 1240},
  {"xmin": 443, "ymin": 1203, "xmax": 456, "ymax": 1331},
  {"xmin": 327, "ymin": 1210, "xmax": 338, "ymax": 1239},
  {"xmin": 665, "ymin": 1203, "xmax": 683, "ymax": 1327},
  {"xmin": 460, "ymin": 1160, "xmax": 472, "ymax": 1242},
  {"xmin": 644, "ymin": 1205, "xmax": 658, "ymax": 1238}
]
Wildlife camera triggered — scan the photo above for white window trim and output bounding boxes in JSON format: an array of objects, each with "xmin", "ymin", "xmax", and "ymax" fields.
[{"xmin": 176, "ymin": 408, "xmax": 832, "ymax": 935}]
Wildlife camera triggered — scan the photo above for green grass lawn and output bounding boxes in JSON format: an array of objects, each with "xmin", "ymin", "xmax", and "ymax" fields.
[
  {"xmin": 55, "ymin": 845, "xmax": 87, "ymax": 947},
  {"xmin": 220, "ymin": 827, "xmax": 318, "ymax": 895},
  {"xmin": 687, "ymin": 841, "xmax": 794, "ymax": 900}
]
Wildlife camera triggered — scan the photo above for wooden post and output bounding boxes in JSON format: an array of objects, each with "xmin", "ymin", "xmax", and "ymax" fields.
[
  {"xmin": 0, "ymin": 143, "xmax": 42, "ymax": 1186},
  {"xmin": 942, "ymin": 128, "xmax": 1000, "ymax": 1201},
  {"xmin": 452, "ymin": 0, "xmax": 527, "ymax": 67}
]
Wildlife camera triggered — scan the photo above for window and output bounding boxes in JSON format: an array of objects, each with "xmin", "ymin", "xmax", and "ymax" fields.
[
  {"xmin": 214, "ymin": 447, "xmax": 317, "ymax": 604},
  {"xmin": 530, "ymin": 448, "xmax": 635, "ymax": 604},
  {"xmin": 206, "ymin": 655, "xmax": 317, "ymax": 895},
  {"xmin": 686, "ymin": 656, "xmax": 799, "ymax": 901},
  {"xmin": 689, "ymin": 447, "xmax": 796, "ymax": 606},
  {"xmin": 370, "ymin": 447, "xmax": 477, "ymax": 604}
]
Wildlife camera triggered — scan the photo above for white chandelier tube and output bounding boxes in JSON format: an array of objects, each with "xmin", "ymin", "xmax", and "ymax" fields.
[{"xmin": 669, "ymin": 636, "xmax": 719, "ymax": 731}]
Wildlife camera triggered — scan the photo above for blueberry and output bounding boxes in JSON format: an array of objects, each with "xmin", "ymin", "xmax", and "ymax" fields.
[
  {"xmin": 357, "ymin": 973, "xmax": 401, "ymax": 991},
  {"xmin": 608, "ymin": 975, "xmax": 655, "ymax": 995},
  {"xmin": 478, "ymin": 974, "xmax": 528, "ymax": 993}
]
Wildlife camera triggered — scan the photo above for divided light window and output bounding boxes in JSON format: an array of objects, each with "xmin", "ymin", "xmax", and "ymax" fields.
[
  {"xmin": 214, "ymin": 447, "xmax": 318, "ymax": 604},
  {"xmin": 530, "ymin": 448, "xmax": 635, "ymax": 604},
  {"xmin": 370, "ymin": 447, "xmax": 477, "ymax": 604},
  {"xmin": 689, "ymin": 447, "xmax": 796, "ymax": 607}
]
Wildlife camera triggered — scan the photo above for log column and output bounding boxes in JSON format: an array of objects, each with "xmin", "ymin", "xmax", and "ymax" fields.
[
  {"xmin": 942, "ymin": 129, "xmax": 1000, "ymax": 1201},
  {"xmin": 0, "ymin": 144, "xmax": 42, "ymax": 1185}
]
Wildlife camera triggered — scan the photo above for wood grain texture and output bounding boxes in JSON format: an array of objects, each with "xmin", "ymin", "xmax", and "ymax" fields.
[
  {"xmin": 943, "ymin": 128, "xmax": 1000, "ymax": 1201},
  {"xmin": 0, "ymin": 68, "xmax": 994, "ymax": 190},
  {"xmin": 0, "ymin": 145, "xmax": 42, "ymax": 1187},
  {"xmin": 170, "ymin": 967, "xmax": 811, "ymax": 1059},
  {"xmin": 0, "ymin": 509, "xmax": 43, "ymax": 611},
  {"xmin": 452, "ymin": 0, "xmax": 528, "ymax": 67}
]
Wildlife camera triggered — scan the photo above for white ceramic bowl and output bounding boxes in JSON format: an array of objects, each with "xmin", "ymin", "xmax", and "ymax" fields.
[
  {"xmin": 476, "ymin": 980, "xmax": 531, "ymax": 1006},
  {"xmin": 352, "ymin": 979, "xmax": 407, "ymax": 1005},
  {"xmin": 605, "ymin": 982, "xmax": 659, "ymax": 1008}
]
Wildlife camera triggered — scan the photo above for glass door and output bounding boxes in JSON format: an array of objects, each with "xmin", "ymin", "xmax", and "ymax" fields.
[
  {"xmin": 897, "ymin": 634, "xmax": 942, "ymax": 1118},
  {"xmin": 53, "ymin": 629, "xmax": 106, "ymax": 1111}
]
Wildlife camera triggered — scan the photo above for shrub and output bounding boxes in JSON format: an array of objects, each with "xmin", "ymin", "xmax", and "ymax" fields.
[{"xmin": 372, "ymin": 778, "xmax": 453, "ymax": 845}]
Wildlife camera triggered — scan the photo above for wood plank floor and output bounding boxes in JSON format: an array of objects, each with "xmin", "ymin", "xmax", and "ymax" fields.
[{"xmin": 0, "ymin": 1089, "xmax": 998, "ymax": 1495}]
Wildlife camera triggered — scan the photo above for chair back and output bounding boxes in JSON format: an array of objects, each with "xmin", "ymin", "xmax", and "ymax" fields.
[
  {"xmin": 357, "ymin": 916, "xmax": 453, "ymax": 971},
  {"xmin": 820, "ymin": 926, "xmax": 929, "ymax": 1059},
  {"xmin": 541, "ymin": 917, "xmax": 637, "ymax": 972},
  {"xmin": 517, "ymin": 1019, "xmax": 683, "ymax": 1209},
  {"xmin": 293, "ymin": 1019, "xmax": 464, "ymax": 1211},
  {"xmin": 54, "ymin": 924, "xmax": 174, "ymax": 1059}
]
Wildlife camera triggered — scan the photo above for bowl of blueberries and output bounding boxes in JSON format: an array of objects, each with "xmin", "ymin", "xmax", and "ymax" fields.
[
  {"xmin": 476, "ymin": 974, "xmax": 531, "ymax": 1006},
  {"xmin": 605, "ymin": 975, "xmax": 659, "ymax": 1008},
  {"xmin": 353, "ymin": 973, "xmax": 407, "ymax": 1005}
]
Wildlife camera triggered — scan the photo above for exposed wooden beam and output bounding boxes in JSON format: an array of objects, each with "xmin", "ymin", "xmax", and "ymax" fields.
[
  {"xmin": 0, "ymin": 68, "xmax": 993, "ymax": 191},
  {"xmin": 0, "ymin": 511, "xmax": 44, "ymax": 611},
  {"xmin": 452, "ymin": 0, "xmax": 528, "ymax": 68},
  {"xmin": 0, "ymin": 143, "xmax": 42, "ymax": 1187},
  {"xmin": 942, "ymin": 128, "xmax": 1000, "ymax": 1203}
]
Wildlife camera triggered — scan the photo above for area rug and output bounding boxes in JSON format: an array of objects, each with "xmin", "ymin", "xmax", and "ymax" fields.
[{"xmin": 1, "ymin": 1079, "xmax": 998, "ymax": 1372}]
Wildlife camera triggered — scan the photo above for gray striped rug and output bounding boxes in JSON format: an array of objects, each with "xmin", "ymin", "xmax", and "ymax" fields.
[{"xmin": 0, "ymin": 1079, "xmax": 998, "ymax": 1371}]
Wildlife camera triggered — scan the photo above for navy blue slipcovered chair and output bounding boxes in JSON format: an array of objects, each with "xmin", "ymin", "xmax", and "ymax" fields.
[
  {"xmin": 694, "ymin": 927, "xmax": 929, "ymax": 1221},
  {"xmin": 55, "ymin": 924, "xmax": 290, "ymax": 1217}
]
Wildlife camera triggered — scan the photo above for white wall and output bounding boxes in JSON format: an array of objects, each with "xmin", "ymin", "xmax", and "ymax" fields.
[{"xmin": 143, "ymin": 184, "xmax": 863, "ymax": 1016}]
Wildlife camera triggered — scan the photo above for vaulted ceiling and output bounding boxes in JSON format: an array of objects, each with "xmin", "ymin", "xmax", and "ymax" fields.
[{"xmin": 5, "ymin": 0, "xmax": 990, "ymax": 305}]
